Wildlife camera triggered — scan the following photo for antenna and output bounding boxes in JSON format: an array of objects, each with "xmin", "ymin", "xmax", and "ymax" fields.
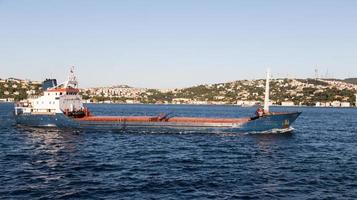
[
  {"xmin": 264, "ymin": 68, "xmax": 270, "ymax": 112},
  {"xmin": 314, "ymin": 68, "xmax": 318, "ymax": 80}
]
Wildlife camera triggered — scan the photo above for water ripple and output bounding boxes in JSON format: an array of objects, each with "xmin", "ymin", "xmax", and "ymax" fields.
[{"xmin": 1, "ymin": 104, "xmax": 357, "ymax": 199}]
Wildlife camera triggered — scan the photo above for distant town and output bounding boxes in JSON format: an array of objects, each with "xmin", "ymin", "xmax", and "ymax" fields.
[{"xmin": 1, "ymin": 77, "xmax": 357, "ymax": 107}]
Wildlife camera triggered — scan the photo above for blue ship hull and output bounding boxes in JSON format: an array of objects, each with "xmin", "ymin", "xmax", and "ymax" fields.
[{"xmin": 15, "ymin": 112, "xmax": 301, "ymax": 133}]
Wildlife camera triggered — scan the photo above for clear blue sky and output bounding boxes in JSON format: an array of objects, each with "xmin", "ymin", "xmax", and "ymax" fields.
[{"xmin": 0, "ymin": 0, "xmax": 356, "ymax": 88}]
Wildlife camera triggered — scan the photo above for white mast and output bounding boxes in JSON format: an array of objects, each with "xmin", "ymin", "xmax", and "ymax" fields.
[
  {"xmin": 264, "ymin": 69, "xmax": 270, "ymax": 112},
  {"xmin": 355, "ymin": 94, "xmax": 357, "ymax": 107},
  {"xmin": 64, "ymin": 66, "xmax": 78, "ymax": 88}
]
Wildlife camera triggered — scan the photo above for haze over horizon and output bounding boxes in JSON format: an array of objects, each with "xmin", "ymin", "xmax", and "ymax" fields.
[{"xmin": 1, "ymin": 0, "xmax": 356, "ymax": 88}]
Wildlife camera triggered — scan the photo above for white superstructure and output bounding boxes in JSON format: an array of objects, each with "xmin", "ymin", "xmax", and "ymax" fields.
[{"xmin": 15, "ymin": 67, "xmax": 84, "ymax": 115}]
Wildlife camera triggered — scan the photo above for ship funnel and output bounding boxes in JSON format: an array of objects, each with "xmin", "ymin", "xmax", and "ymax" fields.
[
  {"xmin": 42, "ymin": 79, "xmax": 57, "ymax": 91},
  {"xmin": 264, "ymin": 69, "xmax": 270, "ymax": 112}
]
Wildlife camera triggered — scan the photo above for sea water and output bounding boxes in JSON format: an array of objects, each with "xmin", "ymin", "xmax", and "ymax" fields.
[{"xmin": 1, "ymin": 103, "xmax": 357, "ymax": 199}]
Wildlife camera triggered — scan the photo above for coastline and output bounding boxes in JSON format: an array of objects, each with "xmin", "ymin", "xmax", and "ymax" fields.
[
  {"xmin": 2, "ymin": 101, "xmax": 356, "ymax": 108},
  {"xmin": 85, "ymin": 102, "xmax": 356, "ymax": 108}
]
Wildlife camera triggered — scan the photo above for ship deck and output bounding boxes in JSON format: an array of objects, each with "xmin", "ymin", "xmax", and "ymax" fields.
[{"xmin": 75, "ymin": 116, "xmax": 252, "ymax": 124}]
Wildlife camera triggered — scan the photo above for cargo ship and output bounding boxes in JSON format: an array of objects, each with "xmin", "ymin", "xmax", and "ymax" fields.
[{"xmin": 14, "ymin": 68, "xmax": 301, "ymax": 133}]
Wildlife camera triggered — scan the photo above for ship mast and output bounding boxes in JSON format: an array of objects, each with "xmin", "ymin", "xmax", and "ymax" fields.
[
  {"xmin": 264, "ymin": 69, "xmax": 270, "ymax": 112},
  {"xmin": 64, "ymin": 66, "xmax": 78, "ymax": 88}
]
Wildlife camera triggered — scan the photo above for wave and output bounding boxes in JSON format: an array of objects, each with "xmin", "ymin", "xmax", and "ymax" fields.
[{"xmin": 245, "ymin": 127, "xmax": 295, "ymax": 135}]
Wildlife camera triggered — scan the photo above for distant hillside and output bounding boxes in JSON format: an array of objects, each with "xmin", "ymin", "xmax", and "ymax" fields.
[
  {"xmin": 323, "ymin": 78, "xmax": 357, "ymax": 85},
  {"xmin": 0, "ymin": 79, "xmax": 42, "ymax": 101},
  {"xmin": 343, "ymin": 78, "xmax": 357, "ymax": 85},
  {"xmin": 2, "ymin": 76, "xmax": 357, "ymax": 105},
  {"xmin": 111, "ymin": 85, "xmax": 132, "ymax": 88}
]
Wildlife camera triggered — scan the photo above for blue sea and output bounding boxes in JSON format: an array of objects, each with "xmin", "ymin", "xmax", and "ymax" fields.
[{"xmin": 1, "ymin": 103, "xmax": 357, "ymax": 199}]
